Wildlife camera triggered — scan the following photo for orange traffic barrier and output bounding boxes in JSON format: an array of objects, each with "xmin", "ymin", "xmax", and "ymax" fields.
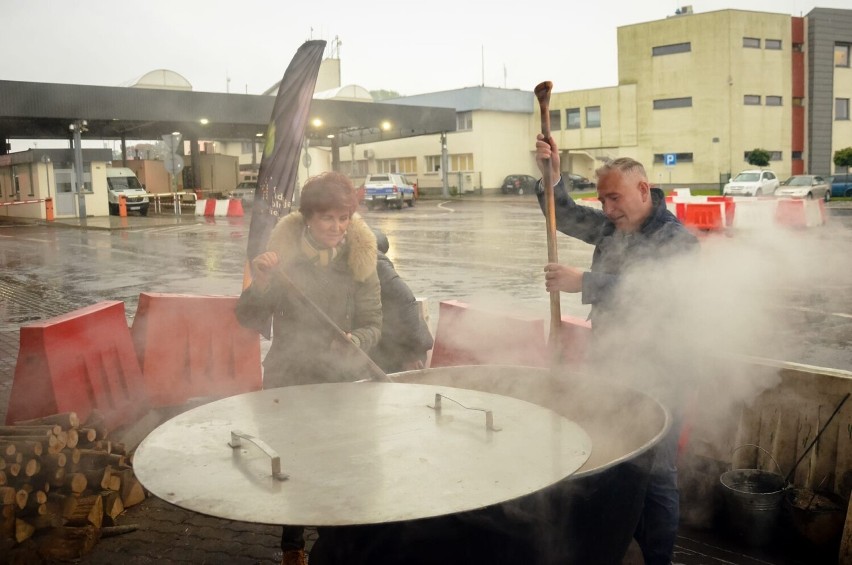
[
  {"xmin": 44, "ymin": 197, "xmax": 54, "ymax": 221},
  {"xmin": 5, "ymin": 301, "xmax": 147, "ymax": 429},
  {"xmin": 775, "ymin": 198, "xmax": 807, "ymax": 228},
  {"xmin": 429, "ymin": 300, "xmax": 548, "ymax": 368},
  {"xmin": 557, "ymin": 314, "xmax": 592, "ymax": 363},
  {"xmin": 227, "ymin": 199, "xmax": 244, "ymax": 217},
  {"xmin": 707, "ymin": 196, "xmax": 735, "ymax": 226},
  {"xmin": 119, "ymin": 195, "xmax": 127, "ymax": 217},
  {"xmin": 130, "ymin": 293, "xmax": 262, "ymax": 406},
  {"xmin": 683, "ymin": 202, "xmax": 725, "ymax": 231}
]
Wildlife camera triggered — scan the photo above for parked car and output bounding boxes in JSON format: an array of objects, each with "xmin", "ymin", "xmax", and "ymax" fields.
[
  {"xmin": 831, "ymin": 173, "xmax": 852, "ymax": 198},
  {"xmin": 774, "ymin": 175, "xmax": 831, "ymax": 202},
  {"xmin": 722, "ymin": 169, "xmax": 780, "ymax": 197},
  {"xmin": 566, "ymin": 173, "xmax": 596, "ymax": 191},
  {"xmin": 363, "ymin": 173, "xmax": 415, "ymax": 209},
  {"xmin": 228, "ymin": 181, "xmax": 257, "ymax": 208},
  {"xmin": 500, "ymin": 174, "xmax": 537, "ymax": 195}
]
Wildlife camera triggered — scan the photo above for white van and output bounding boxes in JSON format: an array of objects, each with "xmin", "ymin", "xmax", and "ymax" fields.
[{"xmin": 105, "ymin": 168, "xmax": 150, "ymax": 216}]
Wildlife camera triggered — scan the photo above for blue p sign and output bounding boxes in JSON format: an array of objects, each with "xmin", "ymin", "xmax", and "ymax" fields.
[{"xmin": 664, "ymin": 153, "xmax": 677, "ymax": 166}]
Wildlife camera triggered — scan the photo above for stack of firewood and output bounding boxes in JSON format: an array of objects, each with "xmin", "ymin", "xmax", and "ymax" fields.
[{"xmin": 0, "ymin": 410, "xmax": 145, "ymax": 560}]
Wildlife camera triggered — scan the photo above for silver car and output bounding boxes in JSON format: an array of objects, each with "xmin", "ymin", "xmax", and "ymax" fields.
[{"xmin": 774, "ymin": 175, "xmax": 831, "ymax": 202}]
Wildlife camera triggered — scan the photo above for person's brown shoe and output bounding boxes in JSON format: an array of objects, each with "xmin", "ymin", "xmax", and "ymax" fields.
[{"xmin": 281, "ymin": 549, "xmax": 307, "ymax": 565}]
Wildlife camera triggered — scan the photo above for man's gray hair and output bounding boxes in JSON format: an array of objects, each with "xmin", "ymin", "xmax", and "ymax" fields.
[{"xmin": 595, "ymin": 157, "xmax": 647, "ymax": 181}]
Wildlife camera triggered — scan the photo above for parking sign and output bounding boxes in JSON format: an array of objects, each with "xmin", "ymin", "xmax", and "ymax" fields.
[{"xmin": 664, "ymin": 153, "xmax": 677, "ymax": 166}]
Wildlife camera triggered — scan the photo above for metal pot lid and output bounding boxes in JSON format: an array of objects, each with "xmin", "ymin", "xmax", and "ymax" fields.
[{"xmin": 133, "ymin": 382, "xmax": 592, "ymax": 526}]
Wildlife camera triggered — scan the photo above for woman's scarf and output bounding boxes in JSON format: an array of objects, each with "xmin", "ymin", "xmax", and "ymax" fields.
[{"xmin": 300, "ymin": 226, "xmax": 343, "ymax": 267}]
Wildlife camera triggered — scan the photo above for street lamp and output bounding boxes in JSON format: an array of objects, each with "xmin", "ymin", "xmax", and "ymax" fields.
[
  {"xmin": 69, "ymin": 120, "xmax": 88, "ymax": 220},
  {"xmin": 41, "ymin": 155, "xmax": 51, "ymax": 198}
]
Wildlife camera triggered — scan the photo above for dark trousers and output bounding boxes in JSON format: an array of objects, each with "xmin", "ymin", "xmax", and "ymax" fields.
[
  {"xmin": 634, "ymin": 419, "xmax": 681, "ymax": 565},
  {"xmin": 281, "ymin": 526, "xmax": 305, "ymax": 551}
]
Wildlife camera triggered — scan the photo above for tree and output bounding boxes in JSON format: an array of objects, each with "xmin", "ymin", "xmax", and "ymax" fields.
[
  {"xmin": 746, "ymin": 148, "xmax": 771, "ymax": 168},
  {"xmin": 834, "ymin": 147, "xmax": 852, "ymax": 171},
  {"xmin": 369, "ymin": 89, "xmax": 402, "ymax": 101}
]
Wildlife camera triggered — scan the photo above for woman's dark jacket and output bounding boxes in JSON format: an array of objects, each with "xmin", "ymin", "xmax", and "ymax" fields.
[
  {"xmin": 236, "ymin": 212, "xmax": 382, "ymax": 388},
  {"xmin": 370, "ymin": 252, "xmax": 434, "ymax": 373}
]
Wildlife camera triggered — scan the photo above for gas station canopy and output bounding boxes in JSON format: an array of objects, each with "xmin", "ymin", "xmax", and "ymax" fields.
[{"xmin": 0, "ymin": 80, "xmax": 457, "ymax": 149}]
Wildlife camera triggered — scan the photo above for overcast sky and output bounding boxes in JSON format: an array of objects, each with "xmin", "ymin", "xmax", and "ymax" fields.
[{"xmin": 3, "ymin": 0, "xmax": 850, "ymax": 98}]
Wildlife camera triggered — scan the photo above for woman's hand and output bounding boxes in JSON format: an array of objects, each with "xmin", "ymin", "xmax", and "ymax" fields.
[
  {"xmin": 251, "ymin": 251, "xmax": 279, "ymax": 291},
  {"xmin": 544, "ymin": 263, "xmax": 584, "ymax": 293}
]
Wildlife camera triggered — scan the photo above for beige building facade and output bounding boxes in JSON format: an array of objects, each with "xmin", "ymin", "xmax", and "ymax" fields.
[{"xmin": 219, "ymin": 7, "xmax": 851, "ymax": 194}]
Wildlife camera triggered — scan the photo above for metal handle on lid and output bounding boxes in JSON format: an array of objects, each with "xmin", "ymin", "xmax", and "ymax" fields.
[
  {"xmin": 428, "ymin": 393, "xmax": 502, "ymax": 432},
  {"xmin": 228, "ymin": 429, "xmax": 289, "ymax": 481}
]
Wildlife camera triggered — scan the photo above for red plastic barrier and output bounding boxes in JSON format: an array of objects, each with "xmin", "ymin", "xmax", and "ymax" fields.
[
  {"xmin": 675, "ymin": 202, "xmax": 686, "ymax": 221},
  {"xmin": 683, "ymin": 202, "xmax": 724, "ymax": 231},
  {"xmin": 775, "ymin": 198, "xmax": 807, "ymax": 228},
  {"xmin": 227, "ymin": 199, "xmax": 244, "ymax": 217},
  {"xmin": 429, "ymin": 300, "xmax": 548, "ymax": 368},
  {"xmin": 6, "ymin": 301, "xmax": 147, "ymax": 429},
  {"xmin": 706, "ymin": 196, "xmax": 735, "ymax": 226},
  {"xmin": 557, "ymin": 315, "xmax": 592, "ymax": 363},
  {"xmin": 131, "ymin": 293, "xmax": 262, "ymax": 406},
  {"xmin": 204, "ymin": 199, "xmax": 217, "ymax": 216}
]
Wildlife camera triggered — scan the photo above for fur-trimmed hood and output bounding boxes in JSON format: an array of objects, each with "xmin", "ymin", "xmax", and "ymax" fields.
[{"xmin": 266, "ymin": 211, "xmax": 377, "ymax": 282}]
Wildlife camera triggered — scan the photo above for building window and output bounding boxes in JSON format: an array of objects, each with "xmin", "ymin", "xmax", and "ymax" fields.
[
  {"xmin": 376, "ymin": 157, "xmax": 417, "ymax": 174},
  {"xmin": 653, "ymin": 153, "xmax": 694, "ymax": 163},
  {"xmin": 450, "ymin": 153, "xmax": 474, "ymax": 172},
  {"xmin": 550, "ymin": 110, "xmax": 562, "ymax": 131},
  {"xmin": 652, "ymin": 42, "xmax": 691, "ymax": 56},
  {"xmin": 653, "ymin": 97, "xmax": 692, "ymax": 110},
  {"xmin": 766, "ymin": 96, "xmax": 783, "ymax": 106},
  {"xmin": 793, "ymin": 43, "xmax": 804, "ymax": 53},
  {"xmin": 744, "ymin": 151, "xmax": 782, "ymax": 161},
  {"xmin": 792, "ymin": 151, "xmax": 803, "ymax": 160},
  {"xmin": 836, "ymin": 44, "xmax": 851, "ymax": 67},
  {"xmin": 240, "ymin": 141, "xmax": 254, "ymax": 154},
  {"xmin": 566, "ymin": 108, "xmax": 581, "ymax": 129},
  {"xmin": 765, "ymin": 39, "xmax": 782, "ymax": 50},
  {"xmin": 744, "ymin": 95, "xmax": 761, "ymax": 105},
  {"xmin": 426, "ymin": 155, "xmax": 442, "ymax": 172},
  {"xmin": 837, "ymin": 98, "xmax": 850, "ymax": 120},
  {"xmin": 585, "ymin": 106, "xmax": 601, "ymax": 128},
  {"xmin": 456, "ymin": 111, "xmax": 473, "ymax": 131},
  {"xmin": 743, "ymin": 37, "xmax": 761, "ymax": 48}
]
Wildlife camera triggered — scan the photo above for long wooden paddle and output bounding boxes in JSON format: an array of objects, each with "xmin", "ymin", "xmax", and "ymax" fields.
[{"xmin": 534, "ymin": 81, "xmax": 563, "ymax": 367}]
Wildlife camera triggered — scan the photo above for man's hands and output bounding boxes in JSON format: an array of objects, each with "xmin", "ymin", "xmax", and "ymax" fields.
[
  {"xmin": 544, "ymin": 263, "xmax": 584, "ymax": 293},
  {"xmin": 250, "ymin": 251, "xmax": 280, "ymax": 291},
  {"xmin": 535, "ymin": 134, "xmax": 561, "ymax": 185}
]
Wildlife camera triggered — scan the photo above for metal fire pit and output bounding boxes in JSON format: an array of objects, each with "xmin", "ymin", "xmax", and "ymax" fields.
[
  {"xmin": 133, "ymin": 381, "xmax": 591, "ymax": 527},
  {"xmin": 362, "ymin": 365, "xmax": 671, "ymax": 565}
]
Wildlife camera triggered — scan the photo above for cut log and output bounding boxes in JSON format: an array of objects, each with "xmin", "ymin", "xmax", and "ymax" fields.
[
  {"xmin": 15, "ymin": 517, "xmax": 35, "ymax": 543},
  {"xmin": 65, "ymin": 429, "xmax": 79, "ymax": 449},
  {"xmin": 43, "ymin": 451, "xmax": 67, "ymax": 471},
  {"xmin": 14, "ymin": 489, "xmax": 28, "ymax": 510},
  {"xmin": 7, "ymin": 463, "xmax": 21, "ymax": 478},
  {"xmin": 83, "ymin": 410, "xmax": 107, "ymax": 439},
  {"xmin": 75, "ymin": 449, "xmax": 125, "ymax": 471},
  {"xmin": 101, "ymin": 524, "xmax": 137, "ymax": 537},
  {"xmin": 65, "ymin": 494, "xmax": 103, "ymax": 529},
  {"xmin": 77, "ymin": 428, "xmax": 99, "ymax": 444},
  {"xmin": 1, "ymin": 503, "xmax": 14, "ymax": 539},
  {"xmin": 69, "ymin": 473, "xmax": 87, "ymax": 495},
  {"xmin": 31, "ymin": 512, "xmax": 65, "ymax": 530},
  {"xmin": 62, "ymin": 447, "xmax": 81, "ymax": 466},
  {"xmin": 82, "ymin": 467, "xmax": 114, "ymax": 492},
  {"xmin": 101, "ymin": 490, "xmax": 124, "ymax": 525},
  {"xmin": 37, "ymin": 525, "xmax": 101, "ymax": 561},
  {"xmin": 117, "ymin": 468, "xmax": 145, "ymax": 508},
  {"xmin": 16, "ymin": 412, "xmax": 80, "ymax": 429},
  {"xmin": 0, "ymin": 487, "xmax": 16, "ymax": 505},
  {"xmin": 24, "ymin": 458, "xmax": 41, "ymax": 477},
  {"xmin": 0, "ymin": 425, "xmax": 61, "ymax": 436},
  {"xmin": 0, "ymin": 442, "xmax": 17, "ymax": 457},
  {"xmin": 0, "ymin": 439, "xmax": 46, "ymax": 458},
  {"xmin": 0, "ymin": 471, "xmax": 5, "ymax": 486},
  {"xmin": 47, "ymin": 492, "xmax": 77, "ymax": 519}
]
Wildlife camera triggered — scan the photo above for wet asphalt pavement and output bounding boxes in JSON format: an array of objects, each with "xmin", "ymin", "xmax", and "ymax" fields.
[{"xmin": 0, "ymin": 195, "xmax": 850, "ymax": 564}]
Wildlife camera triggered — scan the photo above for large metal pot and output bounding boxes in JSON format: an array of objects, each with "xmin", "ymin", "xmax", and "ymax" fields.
[{"xmin": 310, "ymin": 365, "xmax": 671, "ymax": 565}]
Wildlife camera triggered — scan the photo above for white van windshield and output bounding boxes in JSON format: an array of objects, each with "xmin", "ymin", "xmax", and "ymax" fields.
[{"xmin": 107, "ymin": 176, "xmax": 143, "ymax": 191}]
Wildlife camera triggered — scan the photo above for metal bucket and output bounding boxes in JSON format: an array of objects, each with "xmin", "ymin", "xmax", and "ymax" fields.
[
  {"xmin": 311, "ymin": 365, "xmax": 671, "ymax": 565},
  {"xmin": 719, "ymin": 444, "xmax": 786, "ymax": 547}
]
